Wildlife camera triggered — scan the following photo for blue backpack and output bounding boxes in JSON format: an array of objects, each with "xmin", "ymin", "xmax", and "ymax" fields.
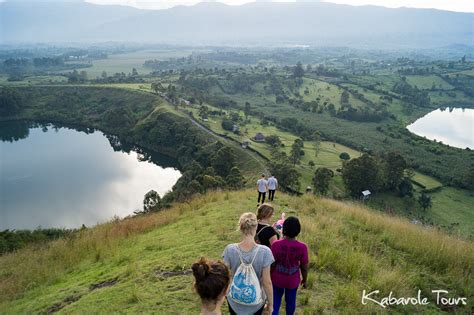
[{"xmin": 229, "ymin": 245, "xmax": 263, "ymax": 306}]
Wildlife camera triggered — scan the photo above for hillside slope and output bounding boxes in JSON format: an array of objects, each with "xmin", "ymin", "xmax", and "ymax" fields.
[{"xmin": 0, "ymin": 190, "xmax": 472, "ymax": 314}]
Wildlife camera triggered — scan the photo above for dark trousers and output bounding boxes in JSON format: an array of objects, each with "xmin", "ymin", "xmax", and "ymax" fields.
[
  {"xmin": 272, "ymin": 285, "xmax": 298, "ymax": 315},
  {"xmin": 258, "ymin": 191, "xmax": 266, "ymax": 204},
  {"xmin": 269, "ymin": 189, "xmax": 276, "ymax": 201},
  {"xmin": 228, "ymin": 301, "xmax": 264, "ymax": 315}
]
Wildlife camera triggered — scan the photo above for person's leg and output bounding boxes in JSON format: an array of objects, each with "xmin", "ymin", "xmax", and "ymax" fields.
[
  {"xmin": 262, "ymin": 192, "xmax": 266, "ymax": 203},
  {"xmin": 254, "ymin": 304, "xmax": 265, "ymax": 315},
  {"xmin": 272, "ymin": 284, "xmax": 284, "ymax": 315},
  {"xmin": 258, "ymin": 191, "xmax": 262, "ymax": 203},
  {"xmin": 270, "ymin": 190, "xmax": 275, "ymax": 201},
  {"xmin": 284, "ymin": 287, "xmax": 298, "ymax": 315},
  {"xmin": 227, "ymin": 299, "xmax": 237, "ymax": 315}
]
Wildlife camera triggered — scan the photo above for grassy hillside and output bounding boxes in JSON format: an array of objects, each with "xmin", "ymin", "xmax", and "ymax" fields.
[{"xmin": 1, "ymin": 190, "xmax": 472, "ymax": 314}]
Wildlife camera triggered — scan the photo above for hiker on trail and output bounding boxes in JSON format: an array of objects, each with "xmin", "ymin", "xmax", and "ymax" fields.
[
  {"xmin": 273, "ymin": 213, "xmax": 285, "ymax": 235},
  {"xmin": 223, "ymin": 212, "xmax": 274, "ymax": 315},
  {"xmin": 257, "ymin": 174, "xmax": 268, "ymax": 205},
  {"xmin": 192, "ymin": 257, "xmax": 231, "ymax": 315},
  {"xmin": 256, "ymin": 204, "xmax": 280, "ymax": 248},
  {"xmin": 267, "ymin": 175, "xmax": 278, "ymax": 201},
  {"xmin": 270, "ymin": 217, "xmax": 309, "ymax": 315}
]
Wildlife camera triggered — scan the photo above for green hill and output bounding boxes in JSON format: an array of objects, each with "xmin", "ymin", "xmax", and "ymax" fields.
[{"xmin": 1, "ymin": 190, "xmax": 472, "ymax": 314}]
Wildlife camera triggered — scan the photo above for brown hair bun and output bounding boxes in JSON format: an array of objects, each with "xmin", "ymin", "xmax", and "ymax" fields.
[{"xmin": 192, "ymin": 257, "xmax": 230, "ymax": 303}]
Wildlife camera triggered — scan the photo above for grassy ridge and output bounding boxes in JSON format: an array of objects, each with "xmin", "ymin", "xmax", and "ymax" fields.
[{"xmin": 1, "ymin": 190, "xmax": 472, "ymax": 314}]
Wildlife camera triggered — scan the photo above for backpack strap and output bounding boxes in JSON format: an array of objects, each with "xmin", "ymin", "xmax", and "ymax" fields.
[
  {"xmin": 257, "ymin": 225, "xmax": 272, "ymax": 238},
  {"xmin": 250, "ymin": 246, "xmax": 260, "ymax": 265},
  {"xmin": 235, "ymin": 244, "xmax": 245, "ymax": 265}
]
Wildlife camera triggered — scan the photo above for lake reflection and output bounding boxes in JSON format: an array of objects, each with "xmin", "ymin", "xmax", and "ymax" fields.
[
  {"xmin": 407, "ymin": 108, "xmax": 474, "ymax": 149},
  {"xmin": 0, "ymin": 122, "xmax": 181, "ymax": 230}
]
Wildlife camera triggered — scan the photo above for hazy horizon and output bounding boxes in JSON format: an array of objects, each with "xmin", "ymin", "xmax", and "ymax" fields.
[{"xmin": 1, "ymin": 0, "xmax": 473, "ymax": 13}]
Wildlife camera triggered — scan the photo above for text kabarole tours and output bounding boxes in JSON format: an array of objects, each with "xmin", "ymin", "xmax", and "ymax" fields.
[{"xmin": 362, "ymin": 290, "xmax": 467, "ymax": 308}]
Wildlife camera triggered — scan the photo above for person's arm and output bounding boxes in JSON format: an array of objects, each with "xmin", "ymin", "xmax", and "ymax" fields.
[
  {"xmin": 269, "ymin": 235, "xmax": 278, "ymax": 245},
  {"xmin": 300, "ymin": 263, "xmax": 309, "ymax": 288},
  {"xmin": 300, "ymin": 244, "xmax": 309, "ymax": 288},
  {"xmin": 261, "ymin": 266, "xmax": 273, "ymax": 314}
]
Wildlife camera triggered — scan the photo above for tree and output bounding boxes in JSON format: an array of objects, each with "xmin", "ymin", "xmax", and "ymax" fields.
[
  {"xmin": 269, "ymin": 151, "xmax": 300, "ymax": 192},
  {"xmin": 312, "ymin": 167, "xmax": 334, "ymax": 195},
  {"xmin": 79, "ymin": 70, "xmax": 88, "ymax": 82},
  {"xmin": 188, "ymin": 180, "xmax": 203, "ymax": 195},
  {"xmin": 383, "ymin": 152, "xmax": 407, "ymax": 190},
  {"xmin": 418, "ymin": 193, "xmax": 432, "ymax": 211},
  {"xmin": 308, "ymin": 160, "xmax": 315, "ymax": 168},
  {"xmin": 290, "ymin": 141, "xmax": 303, "ymax": 166},
  {"xmin": 211, "ymin": 146, "xmax": 234, "ymax": 177},
  {"xmin": 151, "ymin": 82, "xmax": 163, "ymax": 93},
  {"xmin": 293, "ymin": 62, "xmax": 305, "ymax": 78},
  {"xmin": 339, "ymin": 152, "xmax": 350, "ymax": 161},
  {"xmin": 313, "ymin": 132, "xmax": 321, "ymax": 157},
  {"xmin": 221, "ymin": 118, "xmax": 234, "ymax": 131},
  {"xmin": 398, "ymin": 177, "xmax": 413, "ymax": 197},
  {"xmin": 199, "ymin": 105, "xmax": 209, "ymax": 119},
  {"xmin": 226, "ymin": 167, "xmax": 244, "ymax": 188},
  {"xmin": 132, "ymin": 68, "xmax": 138, "ymax": 76},
  {"xmin": 101, "ymin": 70, "xmax": 108, "ymax": 80},
  {"xmin": 342, "ymin": 154, "xmax": 383, "ymax": 197},
  {"xmin": 465, "ymin": 164, "xmax": 474, "ymax": 191},
  {"xmin": 265, "ymin": 135, "xmax": 282, "ymax": 147},
  {"xmin": 0, "ymin": 87, "xmax": 22, "ymax": 116},
  {"xmin": 230, "ymin": 112, "xmax": 240, "ymax": 123},
  {"xmin": 244, "ymin": 102, "xmax": 251, "ymax": 118},
  {"xmin": 143, "ymin": 190, "xmax": 161, "ymax": 212},
  {"xmin": 294, "ymin": 138, "xmax": 304, "ymax": 149},
  {"xmin": 340, "ymin": 90, "xmax": 349, "ymax": 104},
  {"xmin": 202, "ymin": 175, "xmax": 222, "ymax": 189}
]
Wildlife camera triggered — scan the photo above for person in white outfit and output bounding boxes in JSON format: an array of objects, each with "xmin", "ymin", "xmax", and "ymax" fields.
[
  {"xmin": 267, "ymin": 175, "xmax": 278, "ymax": 201},
  {"xmin": 257, "ymin": 174, "xmax": 268, "ymax": 205}
]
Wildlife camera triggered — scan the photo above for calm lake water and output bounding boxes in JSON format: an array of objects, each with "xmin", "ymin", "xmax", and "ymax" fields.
[
  {"xmin": 407, "ymin": 108, "xmax": 474, "ymax": 149},
  {"xmin": 0, "ymin": 121, "xmax": 181, "ymax": 230}
]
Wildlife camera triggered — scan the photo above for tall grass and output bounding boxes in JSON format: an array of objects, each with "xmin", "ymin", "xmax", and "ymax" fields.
[
  {"xmin": 0, "ymin": 204, "xmax": 183, "ymax": 303},
  {"xmin": 1, "ymin": 190, "xmax": 472, "ymax": 313},
  {"xmin": 295, "ymin": 193, "xmax": 473, "ymax": 312}
]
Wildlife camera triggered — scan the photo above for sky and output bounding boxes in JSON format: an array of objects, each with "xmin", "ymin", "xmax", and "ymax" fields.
[
  {"xmin": 1, "ymin": 0, "xmax": 473, "ymax": 12},
  {"xmin": 82, "ymin": 0, "xmax": 474, "ymax": 12}
]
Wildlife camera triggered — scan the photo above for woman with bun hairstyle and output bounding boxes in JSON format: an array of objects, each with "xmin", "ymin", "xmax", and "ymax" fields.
[
  {"xmin": 192, "ymin": 257, "xmax": 231, "ymax": 315},
  {"xmin": 223, "ymin": 212, "xmax": 274, "ymax": 315}
]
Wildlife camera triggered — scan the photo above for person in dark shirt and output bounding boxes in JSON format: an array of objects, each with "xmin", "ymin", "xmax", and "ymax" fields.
[{"xmin": 255, "ymin": 204, "xmax": 279, "ymax": 248}]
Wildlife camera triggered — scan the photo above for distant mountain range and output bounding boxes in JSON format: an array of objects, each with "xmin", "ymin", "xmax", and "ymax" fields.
[{"xmin": 1, "ymin": 1, "xmax": 473, "ymax": 48}]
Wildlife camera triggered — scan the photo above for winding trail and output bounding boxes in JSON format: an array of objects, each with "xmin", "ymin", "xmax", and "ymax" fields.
[
  {"xmin": 150, "ymin": 89, "xmax": 269, "ymax": 174},
  {"xmin": 186, "ymin": 115, "xmax": 269, "ymax": 174}
]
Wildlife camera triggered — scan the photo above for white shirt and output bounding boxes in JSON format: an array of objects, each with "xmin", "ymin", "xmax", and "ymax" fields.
[
  {"xmin": 257, "ymin": 178, "xmax": 268, "ymax": 193},
  {"xmin": 268, "ymin": 177, "xmax": 278, "ymax": 190}
]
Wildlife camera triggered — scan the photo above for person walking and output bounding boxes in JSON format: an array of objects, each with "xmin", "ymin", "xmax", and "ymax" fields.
[
  {"xmin": 267, "ymin": 175, "xmax": 278, "ymax": 201},
  {"xmin": 223, "ymin": 213, "xmax": 274, "ymax": 315},
  {"xmin": 192, "ymin": 257, "xmax": 231, "ymax": 315},
  {"xmin": 270, "ymin": 217, "xmax": 309, "ymax": 315},
  {"xmin": 256, "ymin": 204, "xmax": 279, "ymax": 248},
  {"xmin": 257, "ymin": 174, "xmax": 268, "ymax": 206}
]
